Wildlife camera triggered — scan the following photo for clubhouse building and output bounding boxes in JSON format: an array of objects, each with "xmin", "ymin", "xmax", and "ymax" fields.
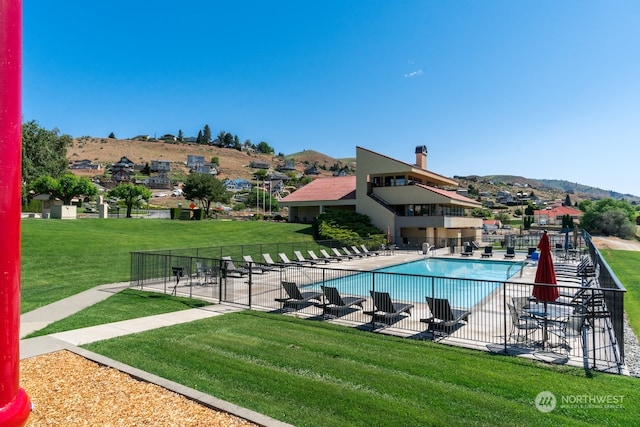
[{"xmin": 280, "ymin": 146, "xmax": 483, "ymax": 248}]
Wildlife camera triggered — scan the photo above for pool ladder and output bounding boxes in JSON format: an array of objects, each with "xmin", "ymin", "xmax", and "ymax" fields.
[{"xmin": 506, "ymin": 260, "xmax": 527, "ymax": 279}]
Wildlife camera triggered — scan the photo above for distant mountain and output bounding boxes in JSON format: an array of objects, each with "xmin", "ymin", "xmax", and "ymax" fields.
[{"xmin": 460, "ymin": 175, "xmax": 639, "ymax": 202}]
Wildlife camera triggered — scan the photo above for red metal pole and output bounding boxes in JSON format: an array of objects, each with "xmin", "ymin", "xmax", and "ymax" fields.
[{"xmin": 0, "ymin": 0, "xmax": 31, "ymax": 425}]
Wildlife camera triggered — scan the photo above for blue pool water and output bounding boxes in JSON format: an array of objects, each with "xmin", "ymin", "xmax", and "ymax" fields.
[
  {"xmin": 309, "ymin": 258, "xmax": 521, "ymax": 308},
  {"xmin": 379, "ymin": 258, "xmax": 519, "ymax": 281}
]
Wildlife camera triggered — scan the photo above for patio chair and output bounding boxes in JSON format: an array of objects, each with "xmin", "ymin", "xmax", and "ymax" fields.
[
  {"xmin": 274, "ymin": 281, "xmax": 322, "ymax": 310},
  {"xmin": 504, "ymin": 246, "xmax": 516, "ymax": 259},
  {"xmin": 481, "ymin": 246, "xmax": 493, "ymax": 258},
  {"xmin": 320, "ymin": 248, "xmax": 344, "ymax": 262},
  {"xmin": 360, "ymin": 244, "xmax": 381, "ymax": 256},
  {"xmin": 525, "ymin": 247, "xmax": 537, "ymax": 259},
  {"xmin": 221, "ymin": 256, "xmax": 250, "ymax": 277},
  {"xmin": 506, "ymin": 303, "xmax": 540, "ymax": 344},
  {"xmin": 294, "ymin": 250, "xmax": 318, "ymax": 265},
  {"xmin": 308, "ymin": 249, "xmax": 332, "ymax": 263},
  {"xmin": 460, "ymin": 244, "xmax": 473, "ymax": 257},
  {"xmin": 321, "ymin": 285, "xmax": 366, "ymax": 315},
  {"xmin": 420, "ymin": 297, "xmax": 471, "ymax": 332},
  {"xmin": 547, "ymin": 312, "xmax": 587, "ymax": 352},
  {"xmin": 364, "ymin": 291, "xmax": 413, "ymax": 324},
  {"xmin": 194, "ymin": 262, "xmax": 216, "ymax": 284}
]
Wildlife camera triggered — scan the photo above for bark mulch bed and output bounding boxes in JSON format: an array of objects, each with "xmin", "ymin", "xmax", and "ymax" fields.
[{"xmin": 20, "ymin": 350, "xmax": 257, "ymax": 426}]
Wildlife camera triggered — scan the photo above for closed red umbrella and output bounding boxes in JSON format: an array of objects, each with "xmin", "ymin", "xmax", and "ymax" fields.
[
  {"xmin": 531, "ymin": 231, "xmax": 559, "ymax": 348},
  {"xmin": 532, "ymin": 231, "xmax": 559, "ymax": 302}
]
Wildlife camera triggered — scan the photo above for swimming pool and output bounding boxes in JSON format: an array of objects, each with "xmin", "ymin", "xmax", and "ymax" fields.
[{"xmin": 309, "ymin": 258, "xmax": 521, "ymax": 308}]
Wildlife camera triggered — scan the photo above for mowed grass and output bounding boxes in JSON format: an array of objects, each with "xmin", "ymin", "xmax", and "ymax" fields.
[
  {"xmin": 600, "ymin": 249, "xmax": 640, "ymax": 335},
  {"xmin": 20, "ymin": 218, "xmax": 314, "ymax": 312},
  {"xmin": 19, "ymin": 219, "xmax": 640, "ymax": 425},
  {"xmin": 85, "ymin": 310, "xmax": 640, "ymax": 427},
  {"xmin": 22, "ymin": 289, "xmax": 210, "ymax": 338}
]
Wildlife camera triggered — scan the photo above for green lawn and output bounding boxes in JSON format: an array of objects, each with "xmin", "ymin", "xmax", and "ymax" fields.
[
  {"xmin": 20, "ymin": 218, "xmax": 315, "ymax": 312},
  {"xmin": 85, "ymin": 310, "xmax": 639, "ymax": 427},
  {"xmin": 19, "ymin": 219, "xmax": 640, "ymax": 425},
  {"xmin": 600, "ymin": 249, "xmax": 640, "ymax": 334},
  {"xmin": 22, "ymin": 289, "xmax": 210, "ymax": 338}
]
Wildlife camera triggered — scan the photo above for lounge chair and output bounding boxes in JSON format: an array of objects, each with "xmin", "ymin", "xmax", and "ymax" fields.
[
  {"xmin": 242, "ymin": 255, "xmax": 273, "ymax": 273},
  {"xmin": 320, "ymin": 248, "xmax": 343, "ymax": 262},
  {"xmin": 274, "ymin": 281, "xmax": 322, "ymax": 310},
  {"xmin": 278, "ymin": 253, "xmax": 303, "ymax": 266},
  {"xmin": 342, "ymin": 247, "xmax": 364, "ymax": 258},
  {"xmin": 461, "ymin": 244, "xmax": 473, "ymax": 257},
  {"xmin": 332, "ymin": 247, "xmax": 354, "ymax": 260},
  {"xmin": 262, "ymin": 253, "xmax": 283, "ymax": 268},
  {"xmin": 525, "ymin": 247, "xmax": 537, "ymax": 259},
  {"xmin": 471, "ymin": 241, "xmax": 481, "ymax": 250},
  {"xmin": 221, "ymin": 256, "xmax": 250, "ymax": 277},
  {"xmin": 364, "ymin": 291, "xmax": 413, "ymax": 324},
  {"xmin": 351, "ymin": 245, "xmax": 371, "ymax": 257},
  {"xmin": 294, "ymin": 250, "xmax": 318, "ymax": 265},
  {"xmin": 321, "ymin": 285, "xmax": 366, "ymax": 314},
  {"xmin": 360, "ymin": 244, "xmax": 380, "ymax": 256},
  {"xmin": 308, "ymin": 249, "xmax": 332, "ymax": 263},
  {"xmin": 504, "ymin": 246, "xmax": 516, "ymax": 259},
  {"xmin": 481, "ymin": 246, "xmax": 493, "ymax": 258},
  {"xmin": 420, "ymin": 297, "xmax": 471, "ymax": 332}
]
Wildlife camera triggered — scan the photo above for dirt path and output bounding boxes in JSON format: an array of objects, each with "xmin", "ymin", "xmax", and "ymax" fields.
[{"xmin": 590, "ymin": 236, "xmax": 640, "ymax": 251}]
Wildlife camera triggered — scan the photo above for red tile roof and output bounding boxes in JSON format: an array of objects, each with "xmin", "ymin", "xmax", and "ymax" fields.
[
  {"xmin": 281, "ymin": 176, "xmax": 356, "ymax": 202},
  {"xmin": 533, "ymin": 206, "xmax": 582, "ymax": 217}
]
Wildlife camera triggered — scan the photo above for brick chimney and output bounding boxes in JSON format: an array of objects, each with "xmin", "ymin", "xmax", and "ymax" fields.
[{"xmin": 415, "ymin": 145, "xmax": 427, "ymax": 169}]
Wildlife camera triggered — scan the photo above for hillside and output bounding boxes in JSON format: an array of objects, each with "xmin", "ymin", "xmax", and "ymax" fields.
[
  {"xmin": 459, "ymin": 175, "xmax": 639, "ymax": 204},
  {"xmin": 68, "ymin": 137, "xmax": 348, "ymax": 181},
  {"xmin": 68, "ymin": 138, "xmax": 635, "ymax": 205}
]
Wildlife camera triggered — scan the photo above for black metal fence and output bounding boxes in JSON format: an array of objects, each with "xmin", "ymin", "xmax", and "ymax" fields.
[{"xmin": 130, "ymin": 234, "xmax": 626, "ymax": 374}]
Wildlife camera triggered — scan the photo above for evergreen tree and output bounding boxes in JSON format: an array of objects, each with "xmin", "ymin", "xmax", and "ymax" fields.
[
  {"xmin": 108, "ymin": 132, "xmax": 115, "ymax": 138},
  {"xmin": 177, "ymin": 129, "xmax": 183, "ymax": 142},
  {"xmin": 564, "ymin": 194, "xmax": 572, "ymax": 206},
  {"xmin": 196, "ymin": 130, "xmax": 203, "ymax": 144},
  {"xmin": 203, "ymin": 124, "xmax": 212, "ymax": 144}
]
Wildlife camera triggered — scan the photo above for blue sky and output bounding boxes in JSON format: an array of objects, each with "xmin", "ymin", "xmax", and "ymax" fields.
[{"xmin": 23, "ymin": 1, "xmax": 639, "ymax": 196}]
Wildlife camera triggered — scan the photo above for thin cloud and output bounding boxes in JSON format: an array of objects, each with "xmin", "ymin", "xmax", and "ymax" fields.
[{"xmin": 404, "ymin": 69, "xmax": 423, "ymax": 78}]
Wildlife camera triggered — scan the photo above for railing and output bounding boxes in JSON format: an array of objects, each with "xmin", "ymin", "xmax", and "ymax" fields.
[{"xmin": 130, "ymin": 240, "xmax": 627, "ymax": 374}]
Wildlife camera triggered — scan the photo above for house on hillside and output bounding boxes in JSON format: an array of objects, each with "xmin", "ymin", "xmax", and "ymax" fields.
[
  {"xmin": 277, "ymin": 161, "xmax": 296, "ymax": 172},
  {"xmin": 533, "ymin": 205, "xmax": 582, "ymax": 226},
  {"xmin": 110, "ymin": 156, "xmax": 135, "ymax": 182},
  {"xmin": 280, "ymin": 145, "xmax": 482, "ymax": 248},
  {"xmin": 70, "ymin": 159, "xmax": 101, "ymax": 170},
  {"xmin": 186, "ymin": 155, "xmax": 205, "ymax": 168},
  {"xmin": 147, "ymin": 173, "xmax": 172, "ymax": 189},
  {"xmin": 151, "ymin": 160, "xmax": 171, "ymax": 172},
  {"xmin": 224, "ymin": 179, "xmax": 252, "ymax": 192},
  {"xmin": 249, "ymin": 160, "xmax": 270, "ymax": 169},
  {"xmin": 304, "ymin": 165, "xmax": 320, "ymax": 175},
  {"xmin": 190, "ymin": 162, "xmax": 219, "ymax": 175}
]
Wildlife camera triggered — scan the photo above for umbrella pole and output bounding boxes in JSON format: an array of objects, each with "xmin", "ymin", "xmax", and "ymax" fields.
[{"xmin": 543, "ymin": 301, "xmax": 548, "ymax": 349}]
